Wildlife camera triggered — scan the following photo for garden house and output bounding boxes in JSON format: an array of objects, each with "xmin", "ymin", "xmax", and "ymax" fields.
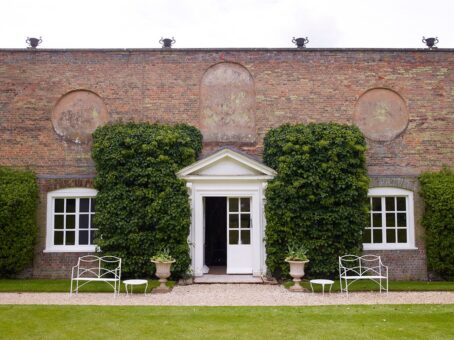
[{"xmin": 0, "ymin": 47, "xmax": 453, "ymax": 280}]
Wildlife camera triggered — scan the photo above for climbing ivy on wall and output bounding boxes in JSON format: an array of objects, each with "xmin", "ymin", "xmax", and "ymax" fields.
[
  {"xmin": 0, "ymin": 167, "xmax": 38, "ymax": 277},
  {"xmin": 263, "ymin": 123, "xmax": 369, "ymax": 278},
  {"xmin": 92, "ymin": 123, "xmax": 202, "ymax": 278},
  {"xmin": 420, "ymin": 167, "xmax": 454, "ymax": 280}
]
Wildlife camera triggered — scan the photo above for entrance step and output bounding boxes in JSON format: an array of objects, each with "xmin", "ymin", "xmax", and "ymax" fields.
[{"xmin": 193, "ymin": 274, "xmax": 264, "ymax": 284}]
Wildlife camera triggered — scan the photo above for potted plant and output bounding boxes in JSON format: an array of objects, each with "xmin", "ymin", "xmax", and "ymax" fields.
[
  {"xmin": 285, "ymin": 243, "xmax": 309, "ymax": 292},
  {"xmin": 150, "ymin": 248, "xmax": 175, "ymax": 293}
]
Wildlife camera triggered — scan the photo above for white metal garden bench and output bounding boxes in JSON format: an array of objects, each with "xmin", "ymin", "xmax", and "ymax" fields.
[
  {"xmin": 70, "ymin": 255, "xmax": 122, "ymax": 296},
  {"xmin": 339, "ymin": 254, "xmax": 388, "ymax": 294}
]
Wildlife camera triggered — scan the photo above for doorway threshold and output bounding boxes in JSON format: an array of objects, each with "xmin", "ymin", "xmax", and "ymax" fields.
[{"xmin": 193, "ymin": 274, "xmax": 264, "ymax": 284}]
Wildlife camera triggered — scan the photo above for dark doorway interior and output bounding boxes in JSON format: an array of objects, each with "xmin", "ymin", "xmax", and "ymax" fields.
[{"xmin": 204, "ymin": 197, "xmax": 227, "ymax": 267}]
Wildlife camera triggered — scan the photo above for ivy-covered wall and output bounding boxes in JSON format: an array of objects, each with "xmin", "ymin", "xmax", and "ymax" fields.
[
  {"xmin": 92, "ymin": 123, "xmax": 202, "ymax": 278},
  {"xmin": 264, "ymin": 123, "xmax": 369, "ymax": 278},
  {"xmin": 420, "ymin": 167, "xmax": 454, "ymax": 280},
  {"xmin": 0, "ymin": 167, "xmax": 38, "ymax": 277}
]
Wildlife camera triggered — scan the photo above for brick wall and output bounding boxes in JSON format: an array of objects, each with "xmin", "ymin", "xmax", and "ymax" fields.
[{"xmin": 1, "ymin": 48, "xmax": 453, "ymax": 279}]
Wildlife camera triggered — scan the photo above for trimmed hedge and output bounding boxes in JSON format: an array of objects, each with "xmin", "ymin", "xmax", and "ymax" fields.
[
  {"xmin": 420, "ymin": 167, "xmax": 454, "ymax": 280},
  {"xmin": 264, "ymin": 123, "xmax": 369, "ymax": 278},
  {"xmin": 0, "ymin": 167, "xmax": 38, "ymax": 277},
  {"xmin": 92, "ymin": 123, "xmax": 202, "ymax": 278}
]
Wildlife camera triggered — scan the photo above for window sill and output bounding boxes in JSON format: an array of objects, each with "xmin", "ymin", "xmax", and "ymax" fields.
[
  {"xmin": 43, "ymin": 246, "xmax": 97, "ymax": 253},
  {"xmin": 363, "ymin": 244, "xmax": 418, "ymax": 251}
]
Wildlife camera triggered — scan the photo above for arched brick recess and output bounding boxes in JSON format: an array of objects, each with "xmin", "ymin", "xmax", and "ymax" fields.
[
  {"xmin": 200, "ymin": 62, "xmax": 256, "ymax": 143},
  {"xmin": 354, "ymin": 88, "xmax": 409, "ymax": 142},
  {"xmin": 52, "ymin": 90, "xmax": 110, "ymax": 144}
]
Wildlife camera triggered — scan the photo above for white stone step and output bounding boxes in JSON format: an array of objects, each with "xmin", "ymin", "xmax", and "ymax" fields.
[{"xmin": 193, "ymin": 274, "xmax": 264, "ymax": 284}]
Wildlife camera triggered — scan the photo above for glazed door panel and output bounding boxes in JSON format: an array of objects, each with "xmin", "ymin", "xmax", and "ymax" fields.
[{"xmin": 226, "ymin": 197, "xmax": 253, "ymax": 274}]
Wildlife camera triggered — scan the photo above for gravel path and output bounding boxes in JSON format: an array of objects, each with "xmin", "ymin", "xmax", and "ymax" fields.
[{"xmin": 1, "ymin": 284, "xmax": 454, "ymax": 306}]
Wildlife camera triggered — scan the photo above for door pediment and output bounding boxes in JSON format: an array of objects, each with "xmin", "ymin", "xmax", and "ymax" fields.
[{"xmin": 177, "ymin": 148, "xmax": 276, "ymax": 180}]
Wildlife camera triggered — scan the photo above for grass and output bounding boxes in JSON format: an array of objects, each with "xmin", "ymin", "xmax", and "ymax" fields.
[
  {"xmin": 0, "ymin": 279, "xmax": 174, "ymax": 294},
  {"xmin": 0, "ymin": 305, "xmax": 453, "ymax": 339},
  {"xmin": 1, "ymin": 279, "xmax": 453, "ymax": 293},
  {"xmin": 284, "ymin": 280, "xmax": 454, "ymax": 292}
]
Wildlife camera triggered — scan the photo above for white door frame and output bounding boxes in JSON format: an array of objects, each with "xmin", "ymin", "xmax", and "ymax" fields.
[
  {"xmin": 189, "ymin": 182, "xmax": 265, "ymax": 277},
  {"xmin": 176, "ymin": 148, "xmax": 276, "ymax": 277}
]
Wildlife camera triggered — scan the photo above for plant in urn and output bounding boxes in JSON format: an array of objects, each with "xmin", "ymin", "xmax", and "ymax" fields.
[{"xmin": 150, "ymin": 248, "xmax": 175, "ymax": 293}]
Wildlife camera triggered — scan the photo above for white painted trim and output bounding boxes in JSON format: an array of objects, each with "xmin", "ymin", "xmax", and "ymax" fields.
[
  {"xmin": 363, "ymin": 187, "xmax": 416, "ymax": 251},
  {"xmin": 181, "ymin": 175, "xmax": 275, "ymax": 181},
  {"xmin": 177, "ymin": 148, "xmax": 277, "ymax": 178},
  {"xmin": 44, "ymin": 188, "xmax": 98, "ymax": 253},
  {"xmin": 190, "ymin": 182, "xmax": 266, "ymax": 277}
]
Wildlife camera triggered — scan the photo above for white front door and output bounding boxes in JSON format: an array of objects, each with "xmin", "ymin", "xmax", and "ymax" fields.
[{"xmin": 227, "ymin": 197, "xmax": 253, "ymax": 274}]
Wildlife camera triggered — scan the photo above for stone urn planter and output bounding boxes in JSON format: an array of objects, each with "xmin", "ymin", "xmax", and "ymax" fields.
[
  {"xmin": 286, "ymin": 259, "xmax": 309, "ymax": 292},
  {"xmin": 285, "ymin": 243, "xmax": 310, "ymax": 292},
  {"xmin": 150, "ymin": 249, "xmax": 175, "ymax": 293},
  {"xmin": 151, "ymin": 259, "xmax": 175, "ymax": 293}
]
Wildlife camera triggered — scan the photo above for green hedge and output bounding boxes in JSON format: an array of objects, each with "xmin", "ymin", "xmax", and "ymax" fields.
[
  {"xmin": 420, "ymin": 167, "xmax": 454, "ymax": 280},
  {"xmin": 92, "ymin": 123, "xmax": 202, "ymax": 278},
  {"xmin": 0, "ymin": 167, "xmax": 38, "ymax": 277},
  {"xmin": 264, "ymin": 123, "xmax": 369, "ymax": 278}
]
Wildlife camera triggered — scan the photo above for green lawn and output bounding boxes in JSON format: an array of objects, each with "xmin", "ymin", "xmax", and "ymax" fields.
[
  {"xmin": 0, "ymin": 279, "xmax": 174, "ymax": 293},
  {"xmin": 1, "ymin": 279, "xmax": 453, "ymax": 293},
  {"xmin": 0, "ymin": 305, "xmax": 453, "ymax": 339},
  {"xmin": 285, "ymin": 280, "xmax": 454, "ymax": 292}
]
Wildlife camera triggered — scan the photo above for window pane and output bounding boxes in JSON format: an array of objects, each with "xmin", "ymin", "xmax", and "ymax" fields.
[
  {"xmin": 229, "ymin": 214, "xmax": 239, "ymax": 228},
  {"xmin": 386, "ymin": 229, "xmax": 396, "ymax": 243},
  {"xmin": 90, "ymin": 215, "xmax": 94, "ymax": 228},
  {"xmin": 229, "ymin": 198, "xmax": 238, "ymax": 212},
  {"xmin": 397, "ymin": 213, "xmax": 407, "ymax": 227},
  {"xmin": 79, "ymin": 230, "xmax": 89, "ymax": 245},
  {"xmin": 54, "ymin": 215, "xmax": 64, "ymax": 229},
  {"xmin": 396, "ymin": 197, "xmax": 406, "ymax": 211},
  {"xmin": 79, "ymin": 214, "xmax": 89, "ymax": 229},
  {"xmin": 363, "ymin": 229, "xmax": 372, "ymax": 243},
  {"xmin": 373, "ymin": 229, "xmax": 382, "ymax": 243},
  {"xmin": 240, "ymin": 198, "xmax": 250, "ymax": 212},
  {"xmin": 372, "ymin": 213, "xmax": 382, "ymax": 228},
  {"xmin": 66, "ymin": 199, "xmax": 76, "ymax": 213},
  {"xmin": 240, "ymin": 214, "xmax": 251, "ymax": 229},
  {"xmin": 386, "ymin": 213, "xmax": 396, "ymax": 228},
  {"xmin": 371, "ymin": 197, "xmax": 381, "ymax": 211},
  {"xmin": 241, "ymin": 230, "xmax": 251, "ymax": 244},
  {"xmin": 397, "ymin": 229, "xmax": 407, "ymax": 243},
  {"xmin": 90, "ymin": 230, "xmax": 96, "ymax": 244},
  {"xmin": 66, "ymin": 231, "xmax": 75, "ymax": 245},
  {"xmin": 55, "ymin": 199, "xmax": 65, "ymax": 213},
  {"xmin": 229, "ymin": 230, "xmax": 239, "ymax": 244},
  {"xmin": 80, "ymin": 198, "xmax": 90, "ymax": 212},
  {"xmin": 91, "ymin": 199, "xmax": 96, "ymax": 212},
  {"xmin": 66, "ymin": 215, "xmax": 75, "ymax": 229},
  {"xmin": 54, "ymin": 231, "xmax": 64, "ymax": 245},
  {"xmin": 385, "ymin": 197, "xmax": 395, "ymax": 211}
]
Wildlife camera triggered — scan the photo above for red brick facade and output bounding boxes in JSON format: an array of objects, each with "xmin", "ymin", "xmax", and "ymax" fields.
[{"xmin": 1, "ymin": 48, "xmax": 453, "ymax": 279}]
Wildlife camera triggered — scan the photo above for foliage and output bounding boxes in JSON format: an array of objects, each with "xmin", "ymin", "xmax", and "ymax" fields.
[
  {"xmin": 92, "ymin": 123, "xmax": 202, "ymax": 278},
  {"xmin": 420, "ymin": 167, "xmax": 454, "ymax": 280},
  {"xmin": 0, "ymin": 167, "xmax": 38, "ymax": 277},
  {"xmin": 150, "ymin": 248, "xmax": 175, "ymax": 263},
  {"xmin": 264, "ymin": 123, "xmax": 369, "ymax": 278},
  {"xmin": 285, "ymin": 243, "xmax": 309, "ymax": 262}
]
